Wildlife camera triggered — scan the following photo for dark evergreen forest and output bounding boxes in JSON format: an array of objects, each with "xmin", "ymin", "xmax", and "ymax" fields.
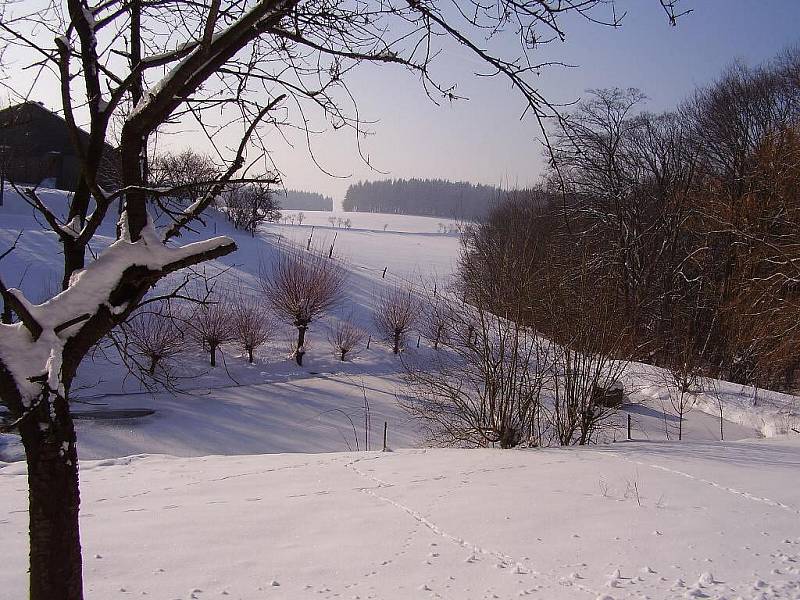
[{"xmin": 342, "ymin": 179, "xmax": 501, "ymax": 219}]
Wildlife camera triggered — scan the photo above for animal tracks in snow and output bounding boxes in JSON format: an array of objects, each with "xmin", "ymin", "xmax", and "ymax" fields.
[{"xmin": 344, "ymin": 453, "xmax": 604, "ymax": 598}]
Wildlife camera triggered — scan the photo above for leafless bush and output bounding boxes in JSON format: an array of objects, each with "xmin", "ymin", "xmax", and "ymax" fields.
[
  {"xmin": 188, "ymin": 295, "xmax": 235, "ymax": 367},
  {"xmin": 260, "ymin": 246, "xmax": 347, "ymax": 366},
  {"xmin": 121, "ymin": 303, "xmax": 185, "ymax": 377},
  {"xmin": 149, "ymin": 150, "xmax": 220, "ymax": 211},
  {"xmin": 548, "ymin": 343, "xmax": 627, "ymax": 446},
  {"xmin": 421, "ymin": 295, "xmax": 451, "ymax": 350},
  {"xmin": 661, "ymin": 358, "xmax": 700, "ymax": 441},
  {"xmin": 373, "ymin": 284, "xmax": 420, "ymax": 354},
  {"xmin": 232, "ymin": 293, "xmax": 274, "ymax": 363},
  {"xmin": 402, "ymin": 299, "xmax": 546, "ymax": 448},
  {"xmin": 328, "ymin": 315, "xmax": 366, "ymax": 361},
  {"xmin": 222, "ymin": 182, "xmax": 281, "ymax": 235},
  {"xmin": 540, "ymin": 253, "xmax": 631, "ymax": 446}
]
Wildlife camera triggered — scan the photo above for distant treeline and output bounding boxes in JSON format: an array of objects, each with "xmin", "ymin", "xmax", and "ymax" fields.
[
  {"xmin": 342, "ymin": 179, "xmax": 502, "ymax": 219},
  {"xmin": 279, "ymin": 189, "xmax": 334, "ymax": 211}
]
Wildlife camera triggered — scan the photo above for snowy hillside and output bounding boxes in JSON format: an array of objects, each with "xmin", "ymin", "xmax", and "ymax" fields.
[
  {"xmin": 0, "ymin": 189, "xmax": 464, "ymax": 461},
  {"xmin": 1, "ymin": 187, "xmax": 798, "ymax": 463}
]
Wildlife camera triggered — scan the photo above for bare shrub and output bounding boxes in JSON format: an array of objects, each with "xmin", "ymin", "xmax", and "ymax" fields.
[
  {"xmin": 121, "ymin": 304, "xmax": 185, "ymax": 376},
  {"xmin": 327, "ymin": 314, "xmax": 366, "ymax": 361},
  {"xmin": 538, "ymin": 250, "xmax": 631, "ymax": 446},
  {"xmin": 188, "ymin": 295, "xmax": 235, "ymax": 367},
  {"xmin": 232, "ymin": 293, "xmax": 273, "ymax": 363},
  {"xmin": 402, "ymin": 300, "xmax": 546, "ymax": 448},
  {"xmin": 222, "ymin": 182, "xmax": 281, "ymax": 235},
  {"xmin": 420, "ymin": 295, "xmax": 451, "ymax": 350},
  {"xmin": 260, "ymin": 247, "xmax": 347, "ymax": 366},
  {"xmin": 373, "ymin": 284, "xmax": 420, "ymax": 354}
]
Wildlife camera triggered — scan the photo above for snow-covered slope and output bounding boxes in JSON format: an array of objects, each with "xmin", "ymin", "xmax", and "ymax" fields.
[
  {"xmin": 3, "ymin": 440, "xmax": 800, "ymax": 599},
  {"xmin": 1, "ymin": 187, "xmax": 799, "ymax": 463},
  {"xmin": 0, "ymin": 190, "xmax": 464, "ymax": 460}
]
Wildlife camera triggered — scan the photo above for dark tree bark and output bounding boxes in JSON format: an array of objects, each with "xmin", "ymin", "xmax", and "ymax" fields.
[
  {"xmin": 19, "ymin": 391, "xmax": 83, "ymax": 600},
  {"xmin": 393, "ymin": 331, "xmax": 401, "ymax": 355},
  {"xmin": 295, "ymin": 323, "xmax": 308, "ymax": 366}
]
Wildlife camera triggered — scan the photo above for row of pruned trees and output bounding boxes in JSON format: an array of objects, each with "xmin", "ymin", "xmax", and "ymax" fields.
[
  {"xmin": 460, "ymin": 49, "xmax": 800, "ymax": 393},
  {"xmin": 113, "ymin": 246, "xmax": 433, "ymax": 379},
  {"xmin": 114, "ymin": 288, "xmax": 275, "ymax": 385}
]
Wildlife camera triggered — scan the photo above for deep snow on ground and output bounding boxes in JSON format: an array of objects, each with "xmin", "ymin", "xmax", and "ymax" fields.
[
  {"xmin": 3, "ymin": 441, "xmax": 800, "ymax": 599},
  {"xmin": 0, "ymin": 193, "xmax": 462, "ymax": 461}
]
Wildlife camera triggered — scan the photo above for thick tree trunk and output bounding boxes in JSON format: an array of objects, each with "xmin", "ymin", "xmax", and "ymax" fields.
[
  {"xmin": 210, "ymin": 343, "xmax": 218, "ymax": 367},
  {"xmin": 295, "ymin": 324, "xmax": 307, "ymax": 366},
  {"xmin": 62, "ymin": 239, "xmax": 86, "ymax": 292},
  {"xmin": 19, "ymin": 397, "xmax": 83, "ymax": 600},
  {"xmin": 248, "ymin": 348, "xmax": 254, "ymax": 363},
  {"xmin": 392, "ymin": 332, "xmax": 400, "ymax": 354}
]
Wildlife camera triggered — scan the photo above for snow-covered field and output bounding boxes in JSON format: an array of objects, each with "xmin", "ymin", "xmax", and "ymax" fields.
[
  {"xmin": 3, "ymin": 187, "xmax": 800, "ymax": 598},
  {"xmin": 265, "ymin": 210, "xmax": 462, "ymax": 282},
  {"xmin": 3, "ymin": 441, "xmax": 800, "ymax": 599}
]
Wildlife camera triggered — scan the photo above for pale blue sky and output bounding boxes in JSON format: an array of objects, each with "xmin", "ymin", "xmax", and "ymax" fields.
[{"xmin": 262, "ymin": 1, "xmax": 800, "ymax": 204}]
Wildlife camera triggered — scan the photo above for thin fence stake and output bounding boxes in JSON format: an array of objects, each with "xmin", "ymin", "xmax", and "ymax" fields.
[
  {"xmin": 383, "ymin": 421, "xmax": 388, "ymax": 452},
  {"xmin": 627, "ymin": 414, "xmax": 632, "ymax": 440}
]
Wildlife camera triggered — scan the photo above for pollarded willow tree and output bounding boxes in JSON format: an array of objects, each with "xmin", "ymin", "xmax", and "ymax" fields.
[{"xmin": 0, "ymin": 0, "xmax": 690, "ymax": 598}]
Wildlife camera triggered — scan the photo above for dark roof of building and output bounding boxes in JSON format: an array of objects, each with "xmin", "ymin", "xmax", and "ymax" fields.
[{"xmin": 0, "ymin": 101, "xmax": 116, "ymax": 156}]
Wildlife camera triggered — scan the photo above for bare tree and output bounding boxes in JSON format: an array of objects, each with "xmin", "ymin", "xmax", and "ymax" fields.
[
  {"xmin": 232, "ymin": 292, "xmax": 274, "ymax": 363},
  {"xmin": 188, "ymin": 295, "xmax": 235, "ymax": 367},
  {"xmin": 327, "ymin": 314, "xmax": 365, "ymax": 361},
  {"xmin": 121, "ymin": 304, "xmax": 185, "ymax": 376},
  {"xmin": 421, "ymin": 295, "xmax": 451, "ymax": 350},
  {"xmin": 148, "ymin": 149, "xmax": 220, "ymax": 209},
  {"xmin": 260, "ymin": 247, "xmax": 346, "ymax": 366},
  {"xmin": 661, "ymin": 356, "xmax": 700, "ymax": 441},
  {"xmin": 0, "ymin": 0, "xmax": 689, "ymax": 596},
  {"xmin": 297, "ymin": 211, "xmax": 305, "ymax": 225},
  {"xmin": 374, "ymin": 284, "xmax": 420, "ymax": 354},
  {"xmin": 222, "ymin": 181, "xmax": 281, "ymax": 236},
  {"xmin": 702, "ymin": 377, "xmax": 727, "ymax": 441}
]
